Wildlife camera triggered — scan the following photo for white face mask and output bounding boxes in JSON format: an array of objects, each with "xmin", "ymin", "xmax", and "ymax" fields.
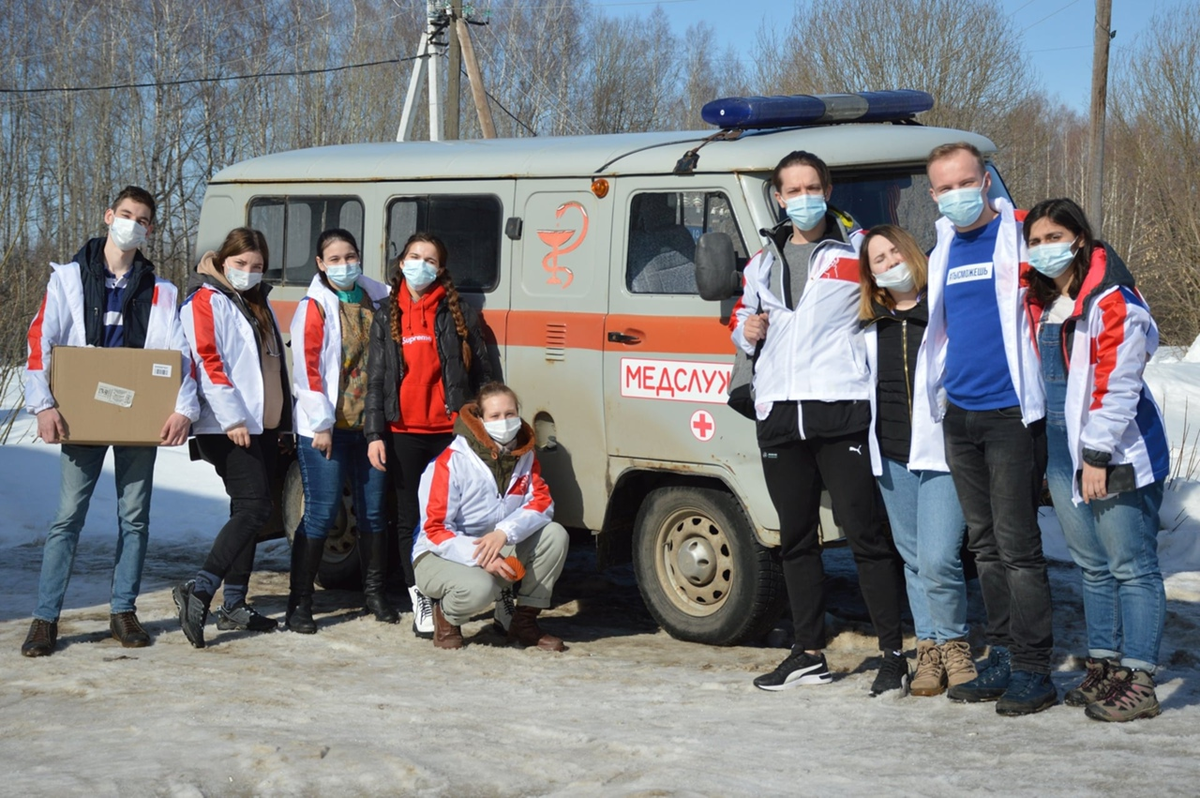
[
  {"xmin": 483, "ymin": 417, "xmax": 522, "ymax": 446},
  {"xmin": 109, "ymin": 217, "xmax": 148, "ymax": 251},
  {"xmin": 402, "ymin": 259, "xmax": 438, "ymax": 292},
  {"xmin": 873, "ymin": 261, "xmax": 916, "ymax": 293},
  {"xmin": 225, "ymin": 267, "xmax": 262, "ymax": 292}
]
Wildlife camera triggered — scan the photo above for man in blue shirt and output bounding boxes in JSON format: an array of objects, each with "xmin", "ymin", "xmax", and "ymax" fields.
[{"xmin": 924, "ymin": 143, "xmax": 1055, "ymax": 716}]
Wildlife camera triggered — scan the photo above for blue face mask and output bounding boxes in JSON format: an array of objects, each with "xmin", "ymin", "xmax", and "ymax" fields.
[
  {"xmin": 936, "ymin": 186, "xmax": 987, "ymax": 228},
  {"xmin": 784, "ymin": 194, "xmax": 827, "ymax": 232},
  {"xmin": 1028, "ymin": 242, "xmax": 1076, "ymax": 278},
  {"xmin": 324, "ymin": 262, "xmax": 361, "ymax": 289},
  {"xmin": 402, "ymin": 259, "xmax": 439, "ymax": 291}
]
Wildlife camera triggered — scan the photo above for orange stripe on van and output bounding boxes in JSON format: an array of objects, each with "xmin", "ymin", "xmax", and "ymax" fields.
[{"xmin": 497, "ymin": 310, "xmax": 734, "ymax": 356}]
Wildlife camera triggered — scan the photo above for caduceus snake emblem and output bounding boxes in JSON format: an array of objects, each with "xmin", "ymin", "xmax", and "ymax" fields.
[{"xmin": 537, "ymin": 201, "xmax": 588, "ymax": 288}]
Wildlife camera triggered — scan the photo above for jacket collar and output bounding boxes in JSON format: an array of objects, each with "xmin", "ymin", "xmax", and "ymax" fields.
[
  {"xmin": 455, "ymin": 402, "xmax": 536, "ymax": 461},
  {"xmin": 74, "ymin": 236, "xmax": 154, "ymax": 280}
]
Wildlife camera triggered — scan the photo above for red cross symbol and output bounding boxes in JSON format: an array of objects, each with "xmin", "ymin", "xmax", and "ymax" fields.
[{"xmin": 690, "ymin": 410, "xmax": 715, "ymax": 442}]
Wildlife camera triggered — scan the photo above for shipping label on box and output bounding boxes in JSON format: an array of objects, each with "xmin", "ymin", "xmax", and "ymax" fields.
[{"xmin": 50, "ymin": 346, "xmax": 182, "ymax": 446}]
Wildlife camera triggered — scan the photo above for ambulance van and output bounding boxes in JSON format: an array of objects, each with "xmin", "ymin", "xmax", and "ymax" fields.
[{"xmin": 193, "ymin": 90, "xmax": 1011, "ymax": 645}]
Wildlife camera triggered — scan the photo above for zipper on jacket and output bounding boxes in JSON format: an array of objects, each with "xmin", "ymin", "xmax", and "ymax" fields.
[{"xmin": 902, "ymin": 318, "xmax": 912, "ymax": 422}]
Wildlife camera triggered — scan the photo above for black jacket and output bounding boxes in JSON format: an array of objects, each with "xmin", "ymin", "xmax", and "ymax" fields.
[
  {"xmin": 862, "ymin": 297, "xmax": 929, "ymax": 463},
  {"xmin": 364, "ymin": 296, "xmax": 493, "ymax": 442},
  {"xmin": 75, "ymin": 237, "xmax": 157, "ymax": 348}
]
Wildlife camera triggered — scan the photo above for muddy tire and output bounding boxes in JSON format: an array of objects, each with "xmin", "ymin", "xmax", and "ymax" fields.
[
  {"xmin": 632, "ymin": 486, "xmax": 784, "ymax": 645},
  {"xmin": 281, "ymin": 460, "xmax": 362, "ymax": 589}
]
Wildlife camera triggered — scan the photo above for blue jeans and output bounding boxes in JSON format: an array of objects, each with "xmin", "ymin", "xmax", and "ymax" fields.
[
  {"xmin": 878, "ymin": 457, "xmax": 969, "ymax": 643},
  {"xmin": 35, "ymin": 444, "xmax": 158, "ymax": 621},
  {"xmin": 1045, "ymin": 423, "xmax": 1166, "ymax": 671},
  {"xmin": 297, "ymin": 430, "xmax": 387, "ymax": 541}
]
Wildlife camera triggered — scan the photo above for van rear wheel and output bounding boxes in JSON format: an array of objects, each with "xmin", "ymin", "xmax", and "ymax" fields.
[{"xmin": 632, "ymin": 486, "xmax": 784, "ymax": 645}]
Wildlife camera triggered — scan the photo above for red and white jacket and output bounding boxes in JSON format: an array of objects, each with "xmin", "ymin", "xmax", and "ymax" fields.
[
  {"xmin": 290, "ymin": 274, "xmax": 390, "ymax": 438},
  {"xmin": 24, "ymin": 261, "xmax": 199, "ymax": 420},
  {"xmin": 730, "ymin": 214, "xmax": 870, "ymax": 420},
  {"xmin": 180, "ymin": 281, "xmax": 285, "ymax": 435},
  {"xmin": 414, "ymin": 412, "xmax": 554, "ymax": 567}
]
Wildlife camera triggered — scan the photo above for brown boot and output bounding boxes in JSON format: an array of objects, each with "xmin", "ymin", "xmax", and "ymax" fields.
[
  {"xmin": 942, "ymin": 638, "xmax": 978, "ymax": 688},
  {"xmin": 507, "ymin": 606, "xmax": 565, "ymax": 652},
  {"xmin": 910, "ymin": 640, "xmax": 947, "ymax": 696},
  {"xmin": 432, "ymin": 602, "xmax": 463, "ymax": 650}
]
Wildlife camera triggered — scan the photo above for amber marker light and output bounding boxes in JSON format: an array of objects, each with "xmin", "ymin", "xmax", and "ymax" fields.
[{"xmin": 591, "ymin": 178, "xmax": 610, "ymax": 199}]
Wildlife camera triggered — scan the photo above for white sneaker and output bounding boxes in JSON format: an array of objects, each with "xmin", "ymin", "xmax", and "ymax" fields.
[
  {"xmin": 409, "ymin": 586, "xmax": 434, "ymax": 638},
  {"xmin": 493, "ymin": 587, "xmax": 516, "ymax": 633}
]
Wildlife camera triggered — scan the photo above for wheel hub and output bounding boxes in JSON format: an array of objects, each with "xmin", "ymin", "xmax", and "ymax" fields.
[{"xmin": 676, "ymin": 537, "xmax": 717, "ymax": 586}]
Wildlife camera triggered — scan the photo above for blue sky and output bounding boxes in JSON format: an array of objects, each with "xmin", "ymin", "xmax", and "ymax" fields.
[{"xmin": 599, "ymin": 0, "xmax": 1190, "ymax": 112}]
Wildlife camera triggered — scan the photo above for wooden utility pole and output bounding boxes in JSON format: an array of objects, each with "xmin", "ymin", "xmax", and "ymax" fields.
[
  {"xmin": 457, "ymin": 16, "xmax": 496, "ymax": 138},
  {"xmin": 1088, "ymin": 0, "xmax": 1113, "ymax": 235},
  {"xmin": 446, "ymin": 0, "xmax": 463, "ymax": 139}
]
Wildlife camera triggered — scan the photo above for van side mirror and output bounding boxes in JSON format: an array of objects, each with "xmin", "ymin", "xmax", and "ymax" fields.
[{"xmin": 694, "ymin": 232, "xmax": 741, "ymax": 301}]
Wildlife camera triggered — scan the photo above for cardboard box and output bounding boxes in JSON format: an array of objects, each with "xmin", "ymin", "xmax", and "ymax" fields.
[{"xmin": 50, "ymin": 346, "xmax": 182, "ymax": 446}]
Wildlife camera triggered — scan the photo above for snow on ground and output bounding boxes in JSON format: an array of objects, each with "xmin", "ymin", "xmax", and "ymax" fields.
[{"xmin": 2, "ymin": 357, "xmax": 1200, "ymax": 796}]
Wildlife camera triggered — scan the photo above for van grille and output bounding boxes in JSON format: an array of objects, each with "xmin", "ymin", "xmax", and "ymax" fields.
[{"xmin": 545, "ymin": 323, "xmax": 567, "ymax": 361}]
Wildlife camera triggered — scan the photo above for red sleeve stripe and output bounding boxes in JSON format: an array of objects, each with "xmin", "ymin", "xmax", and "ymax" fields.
[
  {"xmin": 26, "ymin": 293, "xmax": 49, "ymax": 370},
  {"xmin": 523, "ymin": 458, "xmax": 553, "ymax": 514},
  {"xmin": 192, "ymin": 290, "xmax": 233, "ymax": 387},
  {"xmin": 302, "ymin": 300, "xmax": 325, "ymax": 393},
  {"xmin": 152, "ymin": 284, "xmax": 160, "ymax": 305},
  {"xmin": 728, "ymin": 273, "xmax": 748, "ymax": 331},
  {"xmin": 1090, "ymin": 293, "xmax": 1128, "ymax": 411},
  {"xmin": 423, "ymin": 449, "xmax": 457, "ymax": 545}
]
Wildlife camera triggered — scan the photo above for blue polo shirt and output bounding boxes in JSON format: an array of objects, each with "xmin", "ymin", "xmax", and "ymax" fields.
[{"xmin": 942, "ymin": 215, "xmax": 1019, "ymax": 410}]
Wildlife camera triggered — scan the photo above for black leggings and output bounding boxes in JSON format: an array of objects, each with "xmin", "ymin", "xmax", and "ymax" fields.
[
  {"xmin": 196, "ymin": 430, "xmax": 278, "ymax": 590},
  {"xmin": 761, "ymin": 430, "xmax": 905, "ymax": 652},
  {"xmin": 388, "ymin": 431, "xmax": 455, "ymax": 586}
]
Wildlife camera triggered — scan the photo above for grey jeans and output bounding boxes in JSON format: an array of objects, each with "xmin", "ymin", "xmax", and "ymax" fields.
[{"xmin": 414, "ymin": 522, "xmax": 569, "ymax": 626}]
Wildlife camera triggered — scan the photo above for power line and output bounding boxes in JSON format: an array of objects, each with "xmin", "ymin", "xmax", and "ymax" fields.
[
  {"xmin": 1021, "ymin": 0, "xmax": 1084, "ymax": 32},
  {"xmin": 0, "ymin": 56, "xmax": 422, "ymax": 96}
]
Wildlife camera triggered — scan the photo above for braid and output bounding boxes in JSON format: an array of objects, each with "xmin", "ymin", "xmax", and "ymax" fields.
[
  {"xmin": 440, "ymin": 271, "xmax": 472, "ymax": 370},
  {"xmin": 388, "ymin": 267, "xmax": 404, "ymax": 346}
]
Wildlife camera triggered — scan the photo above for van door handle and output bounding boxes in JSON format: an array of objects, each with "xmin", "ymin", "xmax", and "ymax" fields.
[{"xmin": 607, "ymin": 331, "xmax": 642, "ymax": 345}]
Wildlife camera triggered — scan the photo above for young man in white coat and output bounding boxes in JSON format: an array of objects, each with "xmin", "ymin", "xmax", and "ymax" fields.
[{"xmin": 22, "ymin": 186, "xmax": 198, "ymax": 657}]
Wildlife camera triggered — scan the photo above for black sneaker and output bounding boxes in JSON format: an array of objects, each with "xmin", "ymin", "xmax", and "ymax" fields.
[
  {"xmin": 21, "ymin": 618, "xmax": 58, "ymax": 658},
  {"xmin": 870, "ymin": 650, "xmax": 910, "ymax": 697},
  {"xmin": 947, "ymin": 645, "xmax": 1011, "ymax": 702},
  {"xmin": 173, "ymin": 580, "xmax": 209, "ymax": 649},
  {"xmin": 996, "ymin": 669, "xmax": 1057, "ymax": 716},
  {"xmin": 216, "ymin": 602, "xmax": 278, "ymax": 632},
  {"xmin": 753, "ymin": 648, "xmax": 833, "ymax": 691}
]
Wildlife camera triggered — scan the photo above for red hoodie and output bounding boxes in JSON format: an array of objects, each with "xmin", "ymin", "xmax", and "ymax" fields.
[{"xmin": 389, "ymin": 281, "xmax": 454, "ymax": 434}]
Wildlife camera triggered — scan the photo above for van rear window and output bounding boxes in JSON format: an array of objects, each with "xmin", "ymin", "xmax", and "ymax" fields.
[
  {"xmin": 248, "ymin": 196, "xmax": 364, "ymax": 286},
  {"xmin": 387, "ymin": 195, "xmax": 502, "ymax": 292}
]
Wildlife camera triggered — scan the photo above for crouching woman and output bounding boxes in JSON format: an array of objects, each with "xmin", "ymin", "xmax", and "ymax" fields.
[{"xmin": 412, "ymin": 382, "xmax": 567, "ymax": 651}]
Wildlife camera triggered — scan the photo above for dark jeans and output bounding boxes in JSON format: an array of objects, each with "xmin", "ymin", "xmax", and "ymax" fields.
[
  {"xmin": 761, "ymin": 430, "xmax": 905, "ymax": 652},
  {"xmin": 297, "ymin": 429, "xmax": 387, "ymax": 541},
  {"xmin": 195, "ymin": 430, "xmax": 278, "ymax": 591},
  {"xmin": 388, "ymin": 431, "xmax": 455, "ymax": 587},
  {"xmin": 943, "ymin": 403, "xmax": 1053, "ymax": 673}
]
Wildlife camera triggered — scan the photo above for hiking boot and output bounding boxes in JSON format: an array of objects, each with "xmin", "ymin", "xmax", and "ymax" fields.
[
  {"xmin": 432, "ymin": 602, "xmax": 463, "ymax": 650},
  {"xmin": 410, "ymin": 585, "xmax": 434, "ymax": 639},
  {"xmin": 941, "ymin": 638, "xmax": 978, "ymax": 688},
  {"xmin": 110, "ymin": 611, "xmax": 151, "ymax": 648},
  {"xmin": 910, "ymin": 640, "xmax": 947, "ymax": 697},
  {"xmin": 753, "ymin": 648, "xmax": 833, "ymax": 691},
  {"xmin": 1065, "ymin": 657, "xmax": 1118, "ymax": 707},
  {"xmin": 996, "ymin": 670, "xmax": 1057, "ymax": 716},
  {"xmin": 507, "ymin": 605, "xmax": 565, "ymax": 652},
  {"xmin": 493, "ymin": 587, "xmax": 516, "ymax": 634},
  {"xmin": 173, "ymin": 580, "xmax": 210, "ymax": 649},
  {"xmin": 1085, "ymin": 667, "xmax": 1161, "ymax": 722},
  {"xmin": 216, "ymin": 602, "xmax": 278, "ymax": 632},
  {"xmin": 21, "ymin": 619, "xmax": 58, "ymax": 658},
  {"xmin": 870, "ymin": 649, "xmax": 909, "ymax": 697},
  {"xmin": 947, "ymin": 645, "xmax": 1010, "ymax": 702}
]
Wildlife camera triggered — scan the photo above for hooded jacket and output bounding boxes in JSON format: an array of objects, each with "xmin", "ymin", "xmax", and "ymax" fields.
[
  {"xmin": 363, "ymin": 284, "xmax": 492, "ymax": 442},
  {"xmin": 1026, "ymin": 243, "xmax": 1170, "ymax": 503},
  {"xmin": 924, "ymin": 197, "xmax": 1044, "ymax": 426},
  {"xmin": 290, "ymin": 273, "xmax": 391, "ymax": 438},
  {"xmin": 24, "ymin": 237, "xmax": 200, "ymax": 421},
  {"xmin": 412, "ymin": 404, "xmax": 554, "ymax": 567},
  {"xmin": 728, "ymin": 211, "xmax": 870, "ymax": 441},
  {"xmin": 179, "ymin": 256, "xmax": 292, "ymax": 435}
]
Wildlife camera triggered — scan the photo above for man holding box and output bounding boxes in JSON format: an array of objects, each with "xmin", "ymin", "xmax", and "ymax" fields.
[{"xmin": 21, "ymin": 186, "xmax": 199, "ymax": 657}]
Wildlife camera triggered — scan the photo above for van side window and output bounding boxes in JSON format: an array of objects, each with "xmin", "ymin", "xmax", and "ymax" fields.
[
  {"xmin": 248, "ymin": 196, "xmax": 364, "ymax": 286},
  {"xmin": 387, "ymin": 195, "xmax": 502, "ymax": 292},
  {"xmin": 626, "ymin": 192, "xmax": 747, "ymax": 295}
]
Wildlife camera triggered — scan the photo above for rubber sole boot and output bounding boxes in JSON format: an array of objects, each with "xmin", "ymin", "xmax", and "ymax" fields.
[
  {"xmin": 286, "ymin": 531, "xmax": 324, "ymax": 634},
  {"xmin": 432, "ymin": 602, "xmax": 463, "ymax": 650},
  {"xmin": 507, "ymin": 605, "xmax": 565, "ymax": 652},
  {"xmin": 360, "ymin": 532, "xmax": 399, "ymax": 624}
]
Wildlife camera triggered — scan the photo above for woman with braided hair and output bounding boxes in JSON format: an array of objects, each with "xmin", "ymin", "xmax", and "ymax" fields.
[{"xmin": 365, "ymin": 233, "xmax": 492, "ymax": 636}]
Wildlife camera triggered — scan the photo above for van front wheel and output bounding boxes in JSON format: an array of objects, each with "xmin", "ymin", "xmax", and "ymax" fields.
[{"xmin": 632, "ymin": 486, "xmax": 784, "ymax": 645}]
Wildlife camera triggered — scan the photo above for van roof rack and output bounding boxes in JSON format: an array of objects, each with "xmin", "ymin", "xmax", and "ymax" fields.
[{"xmin": 702, "ymin": 90, "xmax": 934, "ymax": 130}]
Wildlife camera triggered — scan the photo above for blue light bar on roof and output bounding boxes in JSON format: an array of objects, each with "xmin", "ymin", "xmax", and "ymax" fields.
[{"xmin": 701, "ymin": 90, "xmax": 935, "ymax": 129}]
